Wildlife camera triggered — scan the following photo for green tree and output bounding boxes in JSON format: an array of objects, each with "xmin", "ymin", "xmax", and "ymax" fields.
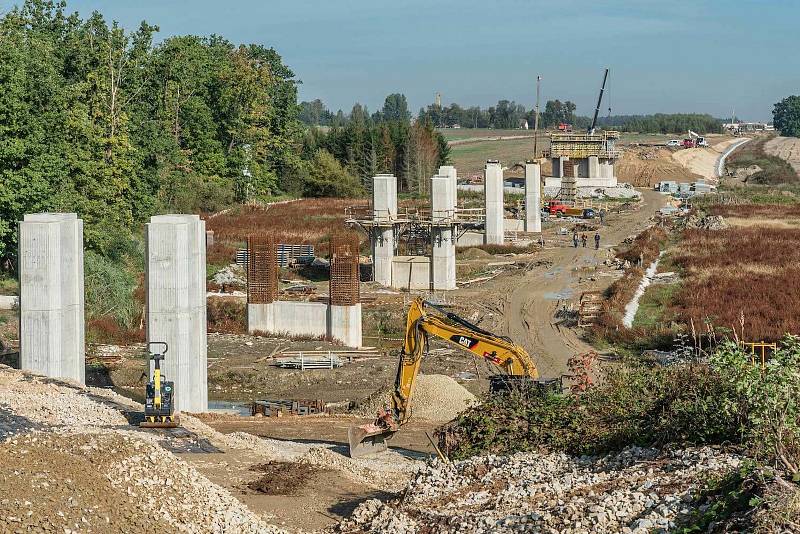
[
  {"xmin": 773, "ymin": 96, "xmax": 800, "ymax": 137},
  {"xmin": 377, "ymin": 93, "xmax": 410, "ymax": 123},
  {"xmin": 303, "ymin": 149, "xmax": 363, "ymax": 197}
]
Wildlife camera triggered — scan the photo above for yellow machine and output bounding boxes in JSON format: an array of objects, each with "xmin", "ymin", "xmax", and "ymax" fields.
[
  {"xmin": 348, "ymin": 298, "xmax": 540, "ymax": 458},
  {"xmin": 140, "ymin": 342, "xmax": 179, "ymax": 428}
]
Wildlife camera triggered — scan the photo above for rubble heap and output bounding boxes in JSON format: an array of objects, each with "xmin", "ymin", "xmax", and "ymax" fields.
[{"xmin": 339, "ymin": 446, "xmax": 741, "ymax": 534}]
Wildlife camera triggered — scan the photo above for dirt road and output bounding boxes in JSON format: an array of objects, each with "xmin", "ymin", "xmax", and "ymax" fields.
[
  {"xmin": 492, "ymin": 189, "xmax": 667, "ymax": 378},
  {"xmin": 765, "ymin": 136, "xmax": 800, "ymax": 177}
]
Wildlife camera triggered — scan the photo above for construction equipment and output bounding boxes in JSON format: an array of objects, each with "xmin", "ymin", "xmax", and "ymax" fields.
[
  {"xmin": 348, "ymin": 298, "xmax": 542, "ymax": 458},
  {"xmin": 588, "ymin": 68, "xmax": 610, "ymax": 135},
  {"xmin": 683, "ymin": 131, "xmax": 708, "ymax": 149},
  {"xmin": 140, "ymin": 342, "xmax": 179, "ymax": 428}
]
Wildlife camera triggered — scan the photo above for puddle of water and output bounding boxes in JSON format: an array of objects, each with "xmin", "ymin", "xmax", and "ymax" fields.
[
  {"xmin": 544, "ymin": 288, "xmax": 574, "ymax": 300},
  {"xmin": 208, "ymin": 400, "xmax": 251, "ymax": 415}
]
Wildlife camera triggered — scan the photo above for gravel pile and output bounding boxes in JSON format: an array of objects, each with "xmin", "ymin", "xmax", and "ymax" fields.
[
  {"xmin": 338, "ymin": 446, "xmax": 741, "ymax": 533},
  {"xmin": 0, "ymin": 431, "xmax": 285, "ymax": 533},
  {"xmin": 0, "ymin": 367, "xmax": 129, "ymax": 437},
  {"xmin": 357, "ymin": 373, "xmax": 477, "ymax": 422}
]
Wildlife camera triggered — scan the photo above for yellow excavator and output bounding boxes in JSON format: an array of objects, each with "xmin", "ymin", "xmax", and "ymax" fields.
[{"xmin": 348, "ymin": 297, "xmax": 541, "ymax": 458}]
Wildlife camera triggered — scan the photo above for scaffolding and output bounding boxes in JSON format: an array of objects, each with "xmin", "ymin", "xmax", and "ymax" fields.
[{"xmin": 549, "ymin": 131, "xmax": 621, "ymax": 159}]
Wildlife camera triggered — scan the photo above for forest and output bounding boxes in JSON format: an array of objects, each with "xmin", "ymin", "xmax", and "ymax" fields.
[{"xmin": 0, "ymin": 0, "xmax": 449, "ymax": 265}]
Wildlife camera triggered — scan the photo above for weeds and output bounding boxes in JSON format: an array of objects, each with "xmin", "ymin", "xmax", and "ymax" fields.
[{"xmin": 726, "ymin": 134, "xmax": 798, "ymax": 185}]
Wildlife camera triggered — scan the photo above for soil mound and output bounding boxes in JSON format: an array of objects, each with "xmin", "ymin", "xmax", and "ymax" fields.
[
  {"xmin": 459, "ymin": 247, "xmax": 492, "ymax": 260},
  {"xmin": 356, "ymin": 373, "xmax": 477, "ymax": 422}
]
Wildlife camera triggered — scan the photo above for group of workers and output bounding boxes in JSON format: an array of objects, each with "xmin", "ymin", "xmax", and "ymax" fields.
[{"xmin": 573, "ymin": 231, "xmax": 601, "ymax": 250}]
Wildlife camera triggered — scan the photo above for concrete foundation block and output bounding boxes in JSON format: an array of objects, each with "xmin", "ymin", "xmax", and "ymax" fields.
[
  {"xmin": 19, "ymin": 213, "xmax": 85, "ymax": 384},
  {"xmin": 328, "ymin": 304, "xmax": 362, "ymax": 347},
  {"xmin": 391, "ymin": 256, "xmax": 431, "ymax": 290}
]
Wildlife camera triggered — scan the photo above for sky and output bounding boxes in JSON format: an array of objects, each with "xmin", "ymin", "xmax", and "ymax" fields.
[{"xmin": 5, "ymin": 0, "xmax": 799, "ymax": 121}]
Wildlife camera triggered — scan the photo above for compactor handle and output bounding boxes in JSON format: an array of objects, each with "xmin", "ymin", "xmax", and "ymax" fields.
[{"xmin": 147, "ymin": 341, "xmax": 168, "ymax": 360}]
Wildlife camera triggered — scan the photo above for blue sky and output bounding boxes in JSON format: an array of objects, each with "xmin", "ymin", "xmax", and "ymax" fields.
[{"xmin": 6, "ymin": 0, "xmax": 798, "ymax": 121}]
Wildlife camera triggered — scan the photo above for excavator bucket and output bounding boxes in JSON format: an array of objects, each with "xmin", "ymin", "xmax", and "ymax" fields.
[{"xmin": 348, "ymin": 422, "xmax": 395, "ymax": 458}]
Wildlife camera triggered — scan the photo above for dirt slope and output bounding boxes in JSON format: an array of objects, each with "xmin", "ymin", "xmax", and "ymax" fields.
[
  {"xmin": 616, "ymin": 146, "xmax": 704, "ymax": 186},
  {"xmin": 671, "ymin": 137, "xmax": 740, "ymax": 182},
  {"xmin": 764, "ymin": 136, "xmax": 800, "ymax": 177}
]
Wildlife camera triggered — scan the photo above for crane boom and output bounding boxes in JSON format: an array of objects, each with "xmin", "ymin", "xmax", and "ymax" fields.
[{"xmin": 589, "ymin": 68, "xmax": 610, "ymax": 135}]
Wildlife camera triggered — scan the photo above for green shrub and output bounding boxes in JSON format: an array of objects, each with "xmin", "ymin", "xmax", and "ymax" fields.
[
  {"xmin": 303, "ymin": 149, "xmax": 364, "ymax": 197},
  {"xmin": 84, "ymin": 251, "xmax": 140, "ymax": 330},
  {"xmin": 439, "ymin": 361, "xmax": 739, "ymax": 459}
]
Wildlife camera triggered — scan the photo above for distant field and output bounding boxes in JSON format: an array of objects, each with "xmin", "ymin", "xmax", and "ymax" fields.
[
  {"xmin": 437, "ymin": 128, "xmax": 530, "ymax": 141},
  {"xmin": 449, "ymin": 137, "xmax": 546, "ymax": 175}
]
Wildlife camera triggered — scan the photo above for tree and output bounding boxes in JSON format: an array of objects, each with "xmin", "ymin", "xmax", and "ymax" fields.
[
  {"xmin": 303, "ymin": 149, "xmax": 363, "ymax": 197},
  {"xmin": 774, "ymin": 96, "xmax": 800, "ymax": 138},
  {"xmin": 377, "ymin": 93, "xmax": 410, "ymax": 123}
]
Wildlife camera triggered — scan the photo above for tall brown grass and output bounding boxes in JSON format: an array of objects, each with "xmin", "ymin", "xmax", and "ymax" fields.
[
  {"xmin": 204, "ymin": 199, "xmax": 368, "ymax": 262},
  {"xmin": 672, "ymin": 225, "xmax": 800, "ymax": 341}
]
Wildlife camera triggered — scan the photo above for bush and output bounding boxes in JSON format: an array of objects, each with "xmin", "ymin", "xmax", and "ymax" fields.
[
  {"xmin": 438, "ymin": 360, "xmax": 739, "ymax": 460},
  {"xmin": 303, "ymin": 149, "xmax": 364, "ymax": 198},
  {"xmin": 84, "ymin": 251, "xmax": 140, "ymax": 331},
  {"xmin": 207, "ymin": 298, "xmax": 246, "ymax": 334}
]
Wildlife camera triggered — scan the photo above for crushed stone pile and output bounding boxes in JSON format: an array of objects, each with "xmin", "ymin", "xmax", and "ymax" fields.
[
  {"xmin": 459, "ymin": 247, "xmax": 492, "ymax": 260},
  {"xmin": 212, "ymin": 264, "xmax": 247, "ymax": 287},
  {"xmin": 356, "ymin": 373, "xmax": 477, "ymax": 422},
  {"xmin": 684, "ymin": 214, "xmax": 728, "ymax": 231},
  {"xmin": 0, "ymin": 367, "xmax": 129, "ymax": 437},
  {"xmin": 0, "ymin": 431, "xmax": 284, "ymax": 533},
  {"xmin": 338, "ymin": 446, "xmax": 741, "ymax": 534}
]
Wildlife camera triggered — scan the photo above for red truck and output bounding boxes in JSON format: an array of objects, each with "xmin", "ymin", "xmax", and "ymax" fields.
[{"xmin": 545, "ymin": 201, "xmax": 595, "ymax": 219}]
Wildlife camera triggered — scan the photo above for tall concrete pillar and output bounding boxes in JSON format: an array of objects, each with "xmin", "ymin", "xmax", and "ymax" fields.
[
  {"xmin": 372, "ymin": 174, "xmax": 397, "ymax": 286},
  {"xmin": 19, "ymin": 213, "xmax": 85, "ymax": 384},
  {"xmin": 588, "ymin": 156, "xmax": 600, "ymax": 178},
  {"xmin": 430, "ymin": 175, "xmax": 456, "ymax": 290},
  {"xmin": 146, "ymin": 214, "xmax": 207, "ymax": 413},
  {"xmin": 484, "ymin": 161, "xmax": 504, "ymax": 245},
  {"xmin": 438, "ymin": 165, "xmax": 458, "ymax": 209},
  {"xmin": 524, "ymin": 163, "xmax": 542, "ymax": 233}
]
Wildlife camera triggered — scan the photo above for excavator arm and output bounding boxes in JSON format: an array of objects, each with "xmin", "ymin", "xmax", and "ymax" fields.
[{"xmin": 348, "ymin": 297, "xmax": 539, "ymax": 457}]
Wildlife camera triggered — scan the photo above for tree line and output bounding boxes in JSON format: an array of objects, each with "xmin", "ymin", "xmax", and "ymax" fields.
[
  {"xmin": 301, "ymin": 94, "xmax": 449, "ymax": 196},
  {"xmin": 0, "ymin": 1, "xmax": 451, "ymax": 264},
  {"xmin": 301, "ymin": 97, "xmax": 725, "ymax": 136}
]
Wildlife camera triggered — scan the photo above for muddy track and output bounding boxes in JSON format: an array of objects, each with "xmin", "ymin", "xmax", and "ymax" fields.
[{"xmin": 493, "ymin": 189, "xmax": 666, "ymax": 378}]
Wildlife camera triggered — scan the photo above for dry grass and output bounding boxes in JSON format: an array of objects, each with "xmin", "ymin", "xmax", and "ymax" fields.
[
  {"xmin": 672, "ymin": 224, "xmax": 800, "ymax": 341},
  {"xmin": 204, "ymin": 198, "xmax": 368, "ymax": 263},
  {"xmin": 207, "ymin": 298, "xmax": 246, "ymax": 334},
  {"xmin": 708, "ymin": 204, "xmax": 800, "ymax": 219}
]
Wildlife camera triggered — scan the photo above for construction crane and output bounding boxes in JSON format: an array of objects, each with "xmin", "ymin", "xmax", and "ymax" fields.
[
  {"xmin": 588, "ymin": 68, "xmax": 610, "ymax": 135},
  {"xmin": 347, "ymin": 298, "xmax": 546, "ymax": 458}
]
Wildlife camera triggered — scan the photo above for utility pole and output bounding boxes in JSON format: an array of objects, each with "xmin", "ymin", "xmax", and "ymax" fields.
[{"xmin": 533, "ymin": 75, "xmax": 541, "ymax": 160}]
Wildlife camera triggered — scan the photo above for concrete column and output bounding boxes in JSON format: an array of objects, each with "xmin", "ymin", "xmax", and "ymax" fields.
[
  {"xmin": 438, "ymin": 165, "xmax": 458, "ymax": 209},
  {"xmin": 551, "ymin": 157, "xmax": 566, "ymax": 178},
  {"xmin": 372, "ymin": 174, "xmax": 397, "ymax": 286},
  {"xmin": 146, "ymin": 214, "xmax": 207, "ymax": 413},
  {"xmin": 524, "ymin": 163, "xmax": 542, "ymax": 233},
  {"xmin": 430, "ymin": 175, "xmax": 456, "ymax": 290},
  {"xmin": 19, "ymin": 213, "xmax": 85, "ymax": 384},
  {"xmin": 484, "ymin": 161, "xmax": 504, "ymax": 245},
  {"xmin": 328, "ymin": 304, "xmax": 362, "ymax": 348},
  {"xmin": 588, "ymin": 156, "xmax": 600, "ymax": 178}
]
